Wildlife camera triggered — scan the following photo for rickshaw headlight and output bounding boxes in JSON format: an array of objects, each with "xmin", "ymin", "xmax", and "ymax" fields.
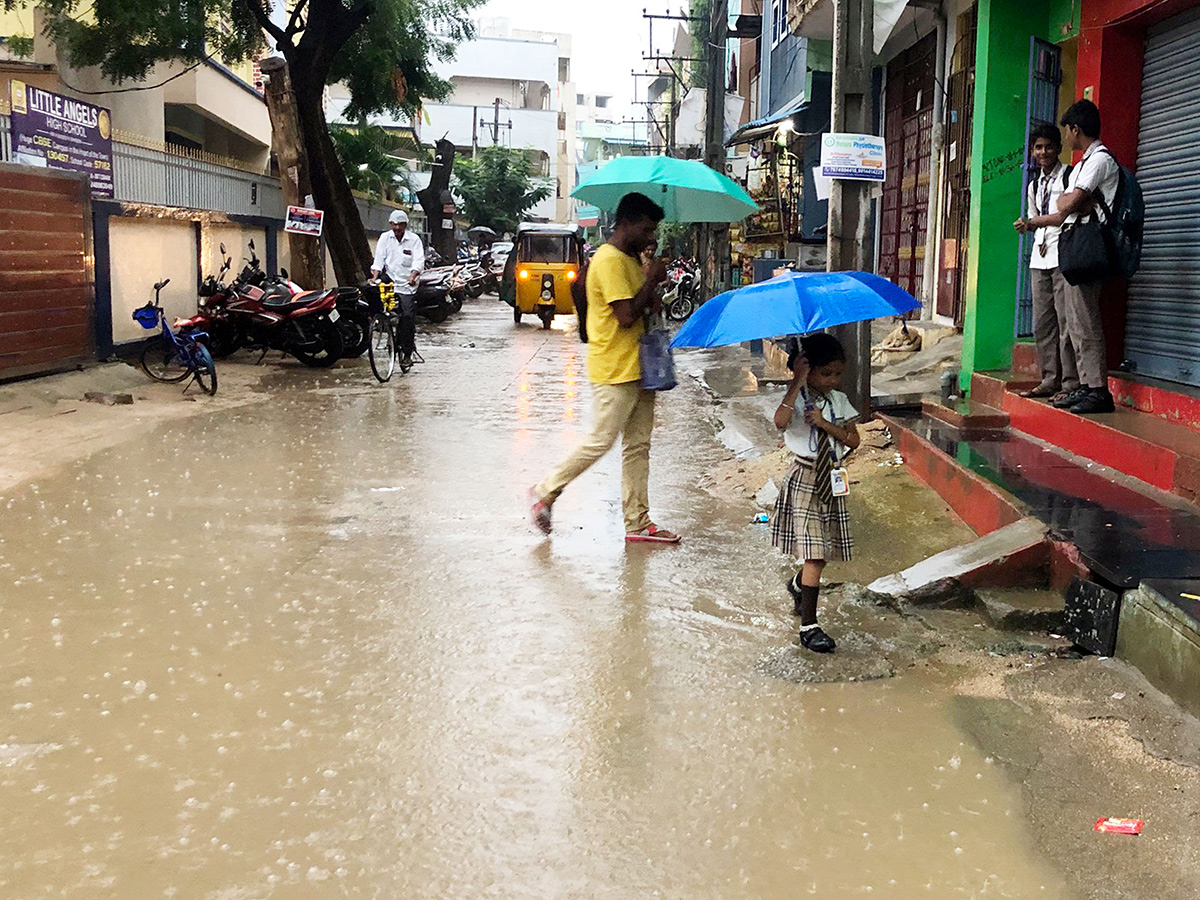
[
  {"xmin": 519, "ymin": 269, "xmax": 530, "ymax": 279},
  {"xmin": 566, "ymin": 269, "xmax": 577, "ymax": 281}
]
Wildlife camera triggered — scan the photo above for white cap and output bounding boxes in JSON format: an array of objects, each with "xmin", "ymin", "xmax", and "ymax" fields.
[{"xmin": 389, "ymin": 209, "xmax": 409, "ymax": 225}]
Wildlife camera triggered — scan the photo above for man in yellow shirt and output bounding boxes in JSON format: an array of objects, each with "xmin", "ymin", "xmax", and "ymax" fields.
[{"xmin": 530, "ymin": 192, "xmax": 681, "ymax": 543}]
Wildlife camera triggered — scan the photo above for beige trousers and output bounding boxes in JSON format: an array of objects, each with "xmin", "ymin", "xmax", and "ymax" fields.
[
  {"xmin": 1031, "ymin": 266, "xmax": 1079, "ymax": 392},
  {"xmin": 535, "ymin": 381, "xmax": 656, "ymax": 533},
  {"xmin": 1063, "ymin": 279, "xmax": 1108, "ymax": 389}
]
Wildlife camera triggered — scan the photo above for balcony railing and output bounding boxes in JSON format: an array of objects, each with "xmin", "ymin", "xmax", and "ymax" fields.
[{"xmin": 1, "ymin": 108, "xmax": 282, "ymax": 219}]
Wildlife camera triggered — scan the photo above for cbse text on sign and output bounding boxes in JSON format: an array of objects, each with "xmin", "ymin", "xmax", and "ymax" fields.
[{"xmin": 9, "ymin": 80, "xmax": 114, "ymax": 199}]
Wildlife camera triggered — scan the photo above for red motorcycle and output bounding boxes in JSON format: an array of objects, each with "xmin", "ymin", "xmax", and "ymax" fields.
[{"xmin": 184, "ymin": 242, "xmax": 344, "ymax": 367}]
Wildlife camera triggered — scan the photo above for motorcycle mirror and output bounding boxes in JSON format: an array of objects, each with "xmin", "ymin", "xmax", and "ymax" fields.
[
  {"xmin": 280, "ymin": 267, "xmax": 289, "ymax": 279},
  {"xmin": 248, "ymin": 239, "xmax": 255, "ymax": 251},
  {"xmin": 219, "ymin": 242, "xmax": 226, "ymax": 255}
]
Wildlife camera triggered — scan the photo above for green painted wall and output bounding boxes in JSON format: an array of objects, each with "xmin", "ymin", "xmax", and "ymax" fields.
[{"xmin": 960, "ymin": 0, "xmax": 1078, "ymax": 391}]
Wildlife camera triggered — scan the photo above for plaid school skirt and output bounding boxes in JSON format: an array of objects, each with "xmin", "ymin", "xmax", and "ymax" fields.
[{"xmin": 771, "ymin": 458, "xmax": 853, "ymax": 561}]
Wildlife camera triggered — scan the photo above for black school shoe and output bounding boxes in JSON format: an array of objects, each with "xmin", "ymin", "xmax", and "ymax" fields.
[
  {"xmin": 799, "ymin": 625, "xmax": 836, "ymax": 653},
  {"xmin": 1069, "ymin": 387, "xmax": 1116, "ymax": 415},
  {"xmin": 786, "ymin": 576, "xmax": 803, "ymax": 616},
  {"xmin": 1052, "ymin": 387, "xmax": 1089, "ymax": 409}
]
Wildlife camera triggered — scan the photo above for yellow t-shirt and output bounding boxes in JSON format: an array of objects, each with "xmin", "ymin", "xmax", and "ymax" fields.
[{"xmin": 586, "ymin": 243, "xmax": 645, "ymax": 384}]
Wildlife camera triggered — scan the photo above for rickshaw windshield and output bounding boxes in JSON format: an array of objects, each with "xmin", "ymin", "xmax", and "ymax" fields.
[{"xmin": 519, "ymin": 233, "xmax": 574, "ymax": 264}]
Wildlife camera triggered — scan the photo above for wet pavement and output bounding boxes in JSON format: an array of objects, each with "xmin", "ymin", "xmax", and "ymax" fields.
[
  {"xmin": 0, "ymin": 300, "xmax": 1113, "ymax": 898},
  {"xmin": 898, "ymin": 414, "xmax": 1200, "ymax": 595}
]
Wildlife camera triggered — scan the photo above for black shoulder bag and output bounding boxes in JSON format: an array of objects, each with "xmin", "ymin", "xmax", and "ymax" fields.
[{"xmin": 1058, "ymin": 160, "xmax": 1114, "ymax": 287}]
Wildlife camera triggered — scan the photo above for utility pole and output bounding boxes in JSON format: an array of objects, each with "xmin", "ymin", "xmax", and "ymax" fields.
[
  {"xmin": 827, "ymin": 0, "xmax": 875, "ymax": 415},
  {"xmin": 492, "ymin": 98, "xmax": 501, "ymax": 146},
  {"xmin": 259, "ymin": 56, "xmax": 324, "ymax": 289},
  {"xmin": 472, "ymin": 106, "xmax": 478, "ymax": 159},
  {"xmin": 699, "ymin": 0, "xmax": 730, "ymax": 300}
]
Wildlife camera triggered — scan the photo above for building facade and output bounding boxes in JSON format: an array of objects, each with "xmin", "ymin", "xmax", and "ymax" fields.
[{"xmin": 422, "ymin": 25, "xmax": 574, "ymax": 223}]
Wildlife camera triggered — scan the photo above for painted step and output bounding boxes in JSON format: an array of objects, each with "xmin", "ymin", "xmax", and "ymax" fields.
[
  {"xmin": 971, "ymin": 371, "xmax": 1200, "ymax": 500},
  {"xmin": 922, "ymin": 398, "xmax": 1009, "ymax": 430},
  {"xmin": 867, "ymin": 517, "xmax": 1050, "ymax": 600}
]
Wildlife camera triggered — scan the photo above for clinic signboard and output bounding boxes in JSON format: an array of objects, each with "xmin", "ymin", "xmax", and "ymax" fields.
[
  {"xmin": 819, "ymin": 132, "xmax": 886, "ymax": 182},
  {"xmin": 9, "ymin": 80, "xmax": 114, "ymax": 199}
]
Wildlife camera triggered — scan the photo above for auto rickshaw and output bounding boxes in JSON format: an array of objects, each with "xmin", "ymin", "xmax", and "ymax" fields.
[{"xmin": 500, "ymin": 223, "xmax": 585, "ymax": 329}]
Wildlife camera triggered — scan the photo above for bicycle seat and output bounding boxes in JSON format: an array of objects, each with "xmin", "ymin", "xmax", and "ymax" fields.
[{"xmin": 153, "ymin": 278, "xmax": 171, "ymax": 291}]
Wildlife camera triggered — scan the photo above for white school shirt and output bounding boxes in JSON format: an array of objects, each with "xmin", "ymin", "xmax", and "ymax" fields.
[
  {"xmin": 1026, "ymin": 162, "xmax": 1066, "ymax": 270},
  {"xmin": 1063, "ymin": 141, "xmax": 1120, "ymax": 228},
  {"xmin": 372, "ymin": 228, "xmax": 425, "ymax": 295},
  {"xmin": 782, "ymin": 388, "xmax": 859, "ymax": 462}
]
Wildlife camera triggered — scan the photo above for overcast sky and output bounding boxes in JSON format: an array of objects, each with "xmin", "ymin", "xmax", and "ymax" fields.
[{"xmin": 471, "ymin": 0, "xmax": 691, "ymax": 128}]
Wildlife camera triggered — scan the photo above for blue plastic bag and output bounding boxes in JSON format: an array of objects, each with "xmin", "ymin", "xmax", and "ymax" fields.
[{"xmin": 639, "ymin": 327, "xmax": 677, "ymax": 391}]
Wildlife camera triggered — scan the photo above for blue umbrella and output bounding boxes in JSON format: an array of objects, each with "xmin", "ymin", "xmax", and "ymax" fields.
[{"xmin": 671, "ymin": 270, "xmax": 921, "ymax": 349}]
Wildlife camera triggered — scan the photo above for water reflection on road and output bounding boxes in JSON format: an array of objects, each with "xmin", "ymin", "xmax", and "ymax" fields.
[{"xmin": 0, "ymin": 302, "xmax": 1072, "ymax": 898}]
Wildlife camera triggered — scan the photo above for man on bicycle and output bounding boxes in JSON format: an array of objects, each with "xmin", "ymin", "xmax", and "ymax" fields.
[{"xmin": 371, "ymin": 209, "xmax": 424, "ymax": 368}]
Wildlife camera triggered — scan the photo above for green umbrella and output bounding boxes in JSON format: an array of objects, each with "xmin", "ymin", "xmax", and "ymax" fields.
[{"xmin": 571, "ymin": 155, "xmax": 758, "ymax": 223}]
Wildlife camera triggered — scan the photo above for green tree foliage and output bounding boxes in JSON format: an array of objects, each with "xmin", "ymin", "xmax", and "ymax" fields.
[
  {"xmin": 454, "ymin": 146, "xmax": 552, "ymax": 234},
  {"xmin": 4, "ymin": 0, "xmax": 481, "ymax": 283},
  {"xmin": 689, "ymin": 0, "xmax": 711, "ymax": 89},
  {"xmin": 330, "ymin": 120, "xmax": 426, "ymax": 201}
]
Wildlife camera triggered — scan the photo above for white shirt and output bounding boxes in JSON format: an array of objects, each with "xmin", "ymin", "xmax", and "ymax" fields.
[
  {"xmin": 372, "ymin": 228, "xmax": 425, "ymax": 295},
  {"xmin": 1027, "ymin": 162, "xmax": 1066, "ymax": 270},
  {"xmin": 1063, "ymin": 141, "xmax": 1120, "ymax": 228},
  {"xmin": 782, "ymin": 388, "xmax": 859, "ymax": 462}
]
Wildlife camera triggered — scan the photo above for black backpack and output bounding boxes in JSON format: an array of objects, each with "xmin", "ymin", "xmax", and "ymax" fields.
[{"xmin": 1093, "ymin": 148, "xmax": 1145, "ymax": 279}]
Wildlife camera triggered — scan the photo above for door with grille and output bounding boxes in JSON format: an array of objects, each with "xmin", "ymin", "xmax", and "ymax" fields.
[{"xmin": 878, "ymin": 31, "xmax": 936, "ymax": 304}]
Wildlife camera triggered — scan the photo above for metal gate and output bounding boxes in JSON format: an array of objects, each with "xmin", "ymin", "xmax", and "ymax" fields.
[
  {"xmin": 0, "ymin": 164, "xmax": 93, "ymax": 380},
  {"xmin": 1014, "ymin": 38, "xmax": 1064, "ymax": 338},
  {"xmin": 878, "ymin": 31, "xmax": 936, "ymax": 303},
  {"xmin": 937, "ymin": 4, "xmax": 977, "ymax": 324},
  {"xmin": 1125, "ymin": 7, "xmax": 1200, "ymax": 386}
]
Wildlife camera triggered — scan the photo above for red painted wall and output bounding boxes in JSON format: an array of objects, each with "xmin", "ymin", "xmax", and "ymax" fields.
[{"xmin": 1073, "ymin": 0, "xmax": 1200, "ymax": 370}]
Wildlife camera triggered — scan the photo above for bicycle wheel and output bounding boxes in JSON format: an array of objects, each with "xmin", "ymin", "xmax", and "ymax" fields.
[
  {"xmin": 140, "ymin": 339, "xmax": 191, "ymax": 383},
  {"xmin": 367, "ymin": 313, "xmax": 396, "ymax": 383},
  {"xmin": 191, "ymin": 343, "xmax": 218, "ymax": 396}
]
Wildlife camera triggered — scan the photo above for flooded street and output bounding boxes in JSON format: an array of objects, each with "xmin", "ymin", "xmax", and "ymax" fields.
[{"xmin": 1, "ymin": 301, "xmax": 1078, "ymax": 898}]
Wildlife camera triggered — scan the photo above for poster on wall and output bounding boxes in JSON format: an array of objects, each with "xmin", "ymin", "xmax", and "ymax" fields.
[
  {"xmin": 819, "ymin": 133, "xmax": 886, "ymax": 182},
  {"xmin": 9, "ymin": 80, "xmax": 114, "ymax": 199},
  {"xmin": 285, "ymin": 205, "xmax": 325, "ymax": 236}
]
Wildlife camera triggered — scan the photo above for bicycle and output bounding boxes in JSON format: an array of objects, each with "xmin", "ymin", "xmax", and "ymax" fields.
[
  {"xmin": 133, "ymin": 278, "xmax": 218, "ymax": 396},
  {"xmin": 367, "ymin": 280, "xmax": 422, "ymax": 383}
]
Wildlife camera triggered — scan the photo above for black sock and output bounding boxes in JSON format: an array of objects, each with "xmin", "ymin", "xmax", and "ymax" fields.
[{"xmin": 799, "ymin": 584, "xmax": 819, "ymax": 627}]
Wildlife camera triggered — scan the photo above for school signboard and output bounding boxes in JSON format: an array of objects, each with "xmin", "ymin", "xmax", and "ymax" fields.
[
  {"xmin": 819, "ymin": 132, "xmax": 886, "ymax": 182},
  {"xmin": 9, "ymin": 81, "xmax": 114, "ymax": 199}
]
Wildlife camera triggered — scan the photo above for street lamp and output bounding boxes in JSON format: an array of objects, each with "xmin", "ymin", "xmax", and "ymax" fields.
[{"xmin": 357, "ymin": 163, "xmax": 387, "ymax": 200}]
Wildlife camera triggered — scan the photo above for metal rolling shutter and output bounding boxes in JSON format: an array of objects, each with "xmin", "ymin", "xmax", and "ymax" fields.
[{"xmin": 1126, "ymin": 8, "xmax": 1200, "ymax": 386}]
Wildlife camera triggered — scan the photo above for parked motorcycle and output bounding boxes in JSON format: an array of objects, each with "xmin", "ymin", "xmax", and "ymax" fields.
[
  {"xmin": 663, "ymin": 257, "xmax": 700, "ymax": 322},
  {"xmin": 274, "ymin": 267, "xmax": 372, "ymax": 358},
  {"xmin": 191, "ymin": 242, "xmax": 344, "ymax": 367}
]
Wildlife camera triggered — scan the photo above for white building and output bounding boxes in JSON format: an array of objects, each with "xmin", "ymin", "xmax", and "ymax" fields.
[{"xmin": 424, "ymin": 22, "xmax": 575, "ymax": 222}]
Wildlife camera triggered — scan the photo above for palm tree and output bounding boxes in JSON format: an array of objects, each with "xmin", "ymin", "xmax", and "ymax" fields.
[{"xmin": 330, "ymin": 119, "xmax": 427, "ymax": 202}]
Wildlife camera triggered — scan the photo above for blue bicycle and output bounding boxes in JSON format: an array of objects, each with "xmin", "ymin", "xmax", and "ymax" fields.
[{"xmin": 133, "ymin": 278, "xmax": 218, "ymax": 395}]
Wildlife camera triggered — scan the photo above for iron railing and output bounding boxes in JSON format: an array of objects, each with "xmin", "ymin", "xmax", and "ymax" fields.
[{"xmin": 1, "ymin": 110, "xmax": 282, "ymax": 218}]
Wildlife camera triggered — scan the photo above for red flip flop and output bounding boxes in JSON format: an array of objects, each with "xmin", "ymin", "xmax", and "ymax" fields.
[{"xmin": 625, "ymin": 524, "xmax": 681, "ymax": 544}]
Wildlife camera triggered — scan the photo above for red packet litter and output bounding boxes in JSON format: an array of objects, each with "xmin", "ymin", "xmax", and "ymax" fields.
[{"xmin": 1094, "ymin": 817, "xmax": 1144, "ymax": 835}]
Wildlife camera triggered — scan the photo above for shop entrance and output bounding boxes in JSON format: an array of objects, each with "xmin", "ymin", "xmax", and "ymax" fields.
[
  {"xmin": 1125, "ymin": 7, "xmax": 1200, "ymax": 387},
  {"xmin": 936, "ymin": 4, "xmax": 977, "ymax": 325},
  {"xmin": 878, "ymin": 30, "xmax": 936, "ymax": 304}
]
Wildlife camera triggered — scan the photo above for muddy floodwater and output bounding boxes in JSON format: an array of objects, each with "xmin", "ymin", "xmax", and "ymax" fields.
[{"xmin": 0, "ymin": 304, "xmax": 1075, "ymax": 898}]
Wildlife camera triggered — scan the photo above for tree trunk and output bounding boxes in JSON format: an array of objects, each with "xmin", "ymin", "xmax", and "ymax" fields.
[
  {"xmin": 286, "ymin": 51, "xmax": 373, "ymax": 286},
  {"xmin": 418, "ymin": 138, "xmax": 456, "ymax": 261},
  {"xmin": 260, "ymin": 57, "xmax": 325, "ymax": 289}
]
